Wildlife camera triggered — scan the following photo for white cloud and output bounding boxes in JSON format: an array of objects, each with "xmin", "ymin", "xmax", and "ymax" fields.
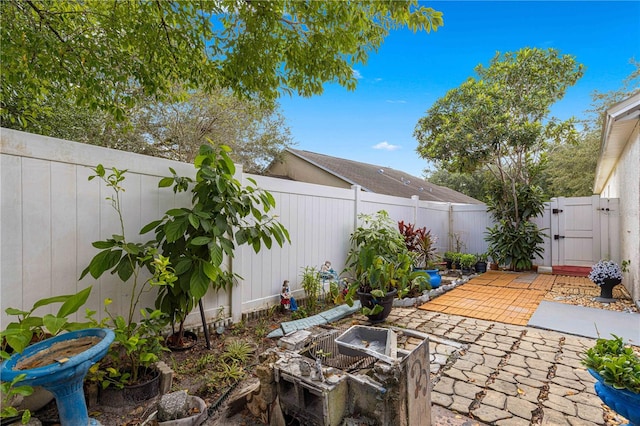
[
  {"xmin": 373, "ymin": 141, "xmax": 401, "ymax": 151},
  {"xmin": 385, "ymin": 100, "xmax": 407, "ymax": 104},
  {"xmin": 352, "ymin": 69, "xmax": 363, "ymax": 79}
]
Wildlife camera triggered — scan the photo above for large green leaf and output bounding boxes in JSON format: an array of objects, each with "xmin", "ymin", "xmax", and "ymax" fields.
[
  {"xmin": 190, "ymin": 266, "xmax": 210, "ymax": 301},
  {"xmin": 165, "ymin": 217, "xmax": 189, "ymax": 242},
  {"xmin": 202, "ymin": 261, "xmax": 219, "ymax": 283},
  {"xmin": 190, "ymin": 236, "xmax": 211, "ymax": 246},
  {"xmin": 43, "ymin": 314, "xmax": 67, "ymax": 336},
  {"xmin": 87, "ymin": 249, "xmax": 122, "ymax": 279},
  {"xmin": 56, "ymin": 286, "xmax": 92, "ymax": 318}
]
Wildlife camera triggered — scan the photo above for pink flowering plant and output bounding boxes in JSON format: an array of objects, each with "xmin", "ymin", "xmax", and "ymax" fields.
[{"xmin": 588, "ymin": 260, "xmax": 623, "ymax": 286}]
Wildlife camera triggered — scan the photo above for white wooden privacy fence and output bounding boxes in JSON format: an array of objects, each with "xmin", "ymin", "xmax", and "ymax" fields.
[{"xmin": 0, "ymin": 129, "xmax": 619, "ymax": 328}]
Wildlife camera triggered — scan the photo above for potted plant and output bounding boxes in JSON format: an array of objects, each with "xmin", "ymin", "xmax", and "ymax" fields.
[
  {"xmin": 398, "ymin": 221, "xmax": 439, "ymax": 288},
  {"xmin": 443, "ymin": 251, "xmax": 456, "ymax": 269},
  {"xmin": 582, "ymin": 334, "xmax": 640, "ymax": 425},
  {"xmin": 344, "ymin": 211, "xmax": 426, "ymax": 322},
  {"xmin": 588, "ymin": 259, "xmax": 629, "ymax": 301},
  {"xmin": 459, "ymin": 254, "xmax": 477, "ymax": 275},
  {"xmin": 149, "ymin": 144, "xmax": 290, "ymax": 348},
  {"xmin": 450, "ymin": 252, "xmax": 463, "ymax": 270},
  {"xmin": 80, "ymin": 165, "xmax": 175, "ymax": 400},
  {"xmin": 474, "ymin": 253, "xmax": 488, "ymax": 274}
]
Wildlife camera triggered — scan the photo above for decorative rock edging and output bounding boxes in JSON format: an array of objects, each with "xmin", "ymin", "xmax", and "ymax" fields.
[{"xmin": 393, "ymin": 274, "xmax": 474, "ymax": 308}]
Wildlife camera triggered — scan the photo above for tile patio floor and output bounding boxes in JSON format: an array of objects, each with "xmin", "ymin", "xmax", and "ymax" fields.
[{"xmin": 419, "ymin": 272, "xmax": 557, "ymax": 326}]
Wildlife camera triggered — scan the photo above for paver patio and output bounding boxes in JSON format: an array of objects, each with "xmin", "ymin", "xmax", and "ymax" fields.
[{"xmin": 419, "ymin": 272, "xmax": 557, "ymax": 326}]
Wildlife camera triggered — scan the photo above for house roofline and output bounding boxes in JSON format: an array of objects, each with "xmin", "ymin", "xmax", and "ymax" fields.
[
  {"xmin": 285, "ymin": 148, "xmax": 373, "ymax": 192},
  {"xmin": 593, "ymin": 92, "xmax": 640, "ymax": 194}
]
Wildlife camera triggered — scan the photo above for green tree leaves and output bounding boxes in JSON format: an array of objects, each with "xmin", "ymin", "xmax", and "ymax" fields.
[
  {"xmin": 2, "ymin": 1, "xmax": 442, "ymax": 128},
  {"xmin": 415, "ymin": 48, "xmax": 584, "ymax": 270},
  {"xmin": 151, "ymin": 143, "xmax": 290, "ymax": 340}
]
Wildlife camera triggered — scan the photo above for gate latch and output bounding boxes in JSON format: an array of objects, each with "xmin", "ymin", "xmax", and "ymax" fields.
[
  {"xmin": 552, "ymin": 208, "xmax": 563, "ymax": 214},
  {"xmin": 553, "ymin": 235, "xmax": 565, "ymax": 240}
]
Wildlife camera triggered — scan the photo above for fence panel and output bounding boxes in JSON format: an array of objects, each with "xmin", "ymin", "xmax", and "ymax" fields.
[
  {"xmin": 451, "ymin": 204, "xmax": 492, "ymax": 255},
  {"xmin": 7, "ymin": 129, "xmax": 594, "ymax": 325},
  {"xmin": 416, "ymin": 201, "xmax": 451, "ymax": 256},
  {"xmin": 1, "ymin": 129, "xmax": 199, "ymax": 326},
  {"xmin": 236, "ymin": 176, "xmax": 355, "ymax": 313}
]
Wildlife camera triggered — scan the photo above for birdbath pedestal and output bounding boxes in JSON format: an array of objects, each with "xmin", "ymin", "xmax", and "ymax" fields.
[{"xmin": 1, "ymin": 328, "xmax": 115, "ymax": 426}]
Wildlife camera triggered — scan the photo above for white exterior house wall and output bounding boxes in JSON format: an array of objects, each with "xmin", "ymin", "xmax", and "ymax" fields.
[
  {"xmin": 594, "ymin": 93, "xmax": 640, "ymax": 304},
  {"xmin": 599, "ymin": 122, "xmax": 640, "ymax": 302}
]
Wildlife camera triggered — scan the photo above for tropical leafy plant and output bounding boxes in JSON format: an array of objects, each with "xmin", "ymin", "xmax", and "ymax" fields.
[
  {"xmin": 1, "ymin": 287, "xmax": 92, "ymax": 354},
  {"xmin": 485, "ymin": 219, "xmax": 545, "ymax": 271},
  {"xmin": 343, "ymin": 211, "xmax": 427, "ymax": 316},
  {"xmin": 459, "ymin": 254, "xmax": 477, "ymax": 270},
  {"xmin": 398, "ymin": 221, "xmax": 439, "ymax": 269},
  {"xmin": 582, "ymin": 335, "xmax": 640, "ymax": 393},
  {"xmin": 0, "ymin": 372, "xmax": 32, "ymax": 424},
  {"xmin": 80, "ymin": 165, "xmax": 176, "ymax": 388},
  {"xmin": 150, "ymin": 144, "xmax": 290, "ymax": 347}
]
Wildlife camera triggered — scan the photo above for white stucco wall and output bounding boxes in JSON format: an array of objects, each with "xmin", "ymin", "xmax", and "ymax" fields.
[{"xmin": 601, "ymin": 122, "xmax": 640, "ymax": 303}]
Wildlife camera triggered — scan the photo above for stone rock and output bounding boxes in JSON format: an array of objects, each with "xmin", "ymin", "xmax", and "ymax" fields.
[{"xmin": 157, "ymin": 390, "xmax": 190, "ymax": 421}]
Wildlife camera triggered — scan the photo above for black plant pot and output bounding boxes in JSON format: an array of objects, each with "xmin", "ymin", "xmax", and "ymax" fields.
[
  {"xmin": 99, "ymin": 367, "xmax": 160, "ymax": 406},
  {"xmin": 357, "ymin": 288, "xmax": 398, "ymax": 324},
  {"xmin": 475, "ymin": 261, "xmax": 487, "ymax": 274},
  {"xmin": 444, "ymin": 258, "xmax": 453, "ymax": 269},
  {"xmin": 597, "ymin": 278, "xmax": 622, "ymax": 301}
]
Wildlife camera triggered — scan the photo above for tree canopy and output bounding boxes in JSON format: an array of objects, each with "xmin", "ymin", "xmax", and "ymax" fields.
[
  {"xmin": 544, "ymin": 59, "xmax": 639, "ymax": 197},
  {"xmin": 27, "ymin": 86, "xmax": 294, "ymax": 174},
  {"xmin": 1, "ymin": 0, "xmax": 443, "ymax": 127},
  {"xmin": 415, "ymin": 47, "xmax": 583, "ymax": 219},
  {"xmin": 414, "ymin": 48, "xmax": 584, "ymax": 269}
]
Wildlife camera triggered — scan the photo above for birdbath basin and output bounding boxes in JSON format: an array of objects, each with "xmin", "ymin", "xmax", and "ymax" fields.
[{"xmin": 1, "ymin": 328, "xmax": 114, "ymax": 425}]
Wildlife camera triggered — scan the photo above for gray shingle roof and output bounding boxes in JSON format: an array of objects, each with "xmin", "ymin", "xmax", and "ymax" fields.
[{"xmin": 285, "ymin": 149, "xmax": 482, "ymax": 204}]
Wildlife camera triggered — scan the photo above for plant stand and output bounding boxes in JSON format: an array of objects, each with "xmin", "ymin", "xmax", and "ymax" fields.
[{"xmin": 0, "ymin": 329, "xmax": 114, "ymax": 426}]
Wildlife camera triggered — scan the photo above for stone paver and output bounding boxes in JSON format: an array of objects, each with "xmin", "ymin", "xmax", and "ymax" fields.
[{"xmin": 378, "ymin": 272, "xmax": 633, "ymax": 426}]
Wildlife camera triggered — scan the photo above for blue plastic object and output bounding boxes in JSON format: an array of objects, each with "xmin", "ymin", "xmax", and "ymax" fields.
[
  {"xmin": 589, "ymin": 369, "xmax": 640, "ymax": 426},
  {"xmin": 1, "ymin": 328, "xmax": 114, "ymax": 426},
  {"xmin": 426, "ymin": 269, "xmax": 442, "ymax": 288}
]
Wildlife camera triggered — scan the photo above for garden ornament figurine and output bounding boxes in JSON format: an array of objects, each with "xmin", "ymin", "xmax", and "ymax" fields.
[
  {"xmin": 281, "ymin": 280, "xmax": 298, "ymax": 311},
  {"xmin": 320, "ymin": 260, "xmax": 337, "ymax": 280}
]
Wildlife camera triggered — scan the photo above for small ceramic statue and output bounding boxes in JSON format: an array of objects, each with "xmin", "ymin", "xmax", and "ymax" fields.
[
  {"xmin": 280, "ymin": 280, "xmax": 298, "ymax": 311},
  {"xmin": 320, "ymin": 260, "xmax": 337, "ymax": 281}
]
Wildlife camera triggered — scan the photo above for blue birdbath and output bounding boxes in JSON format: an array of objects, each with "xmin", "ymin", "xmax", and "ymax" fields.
[{"xmin": 1, "ymin": 328, "xmax": 114, "ymax": 426}]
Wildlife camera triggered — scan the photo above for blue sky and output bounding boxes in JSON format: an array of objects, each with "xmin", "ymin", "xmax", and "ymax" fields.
[{"xmin": 278, "ymin": 1, "xmax": 640, "ymax": 178}]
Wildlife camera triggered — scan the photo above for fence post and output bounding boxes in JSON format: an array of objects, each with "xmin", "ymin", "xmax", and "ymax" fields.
[
  {"xmin": 230, "ymin": 164, "xmax": 245, "ymax": 324},
  {"xmin": 411, "ymin": 195, "xmax": 419, "ymax": 225},
  {"xmin": 448, "ymin": 203, "xmax": 453, "ymax": 251},
  {"xmin": 352, "ymin": 185, "xmax": 362, "ymax": 229}
]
